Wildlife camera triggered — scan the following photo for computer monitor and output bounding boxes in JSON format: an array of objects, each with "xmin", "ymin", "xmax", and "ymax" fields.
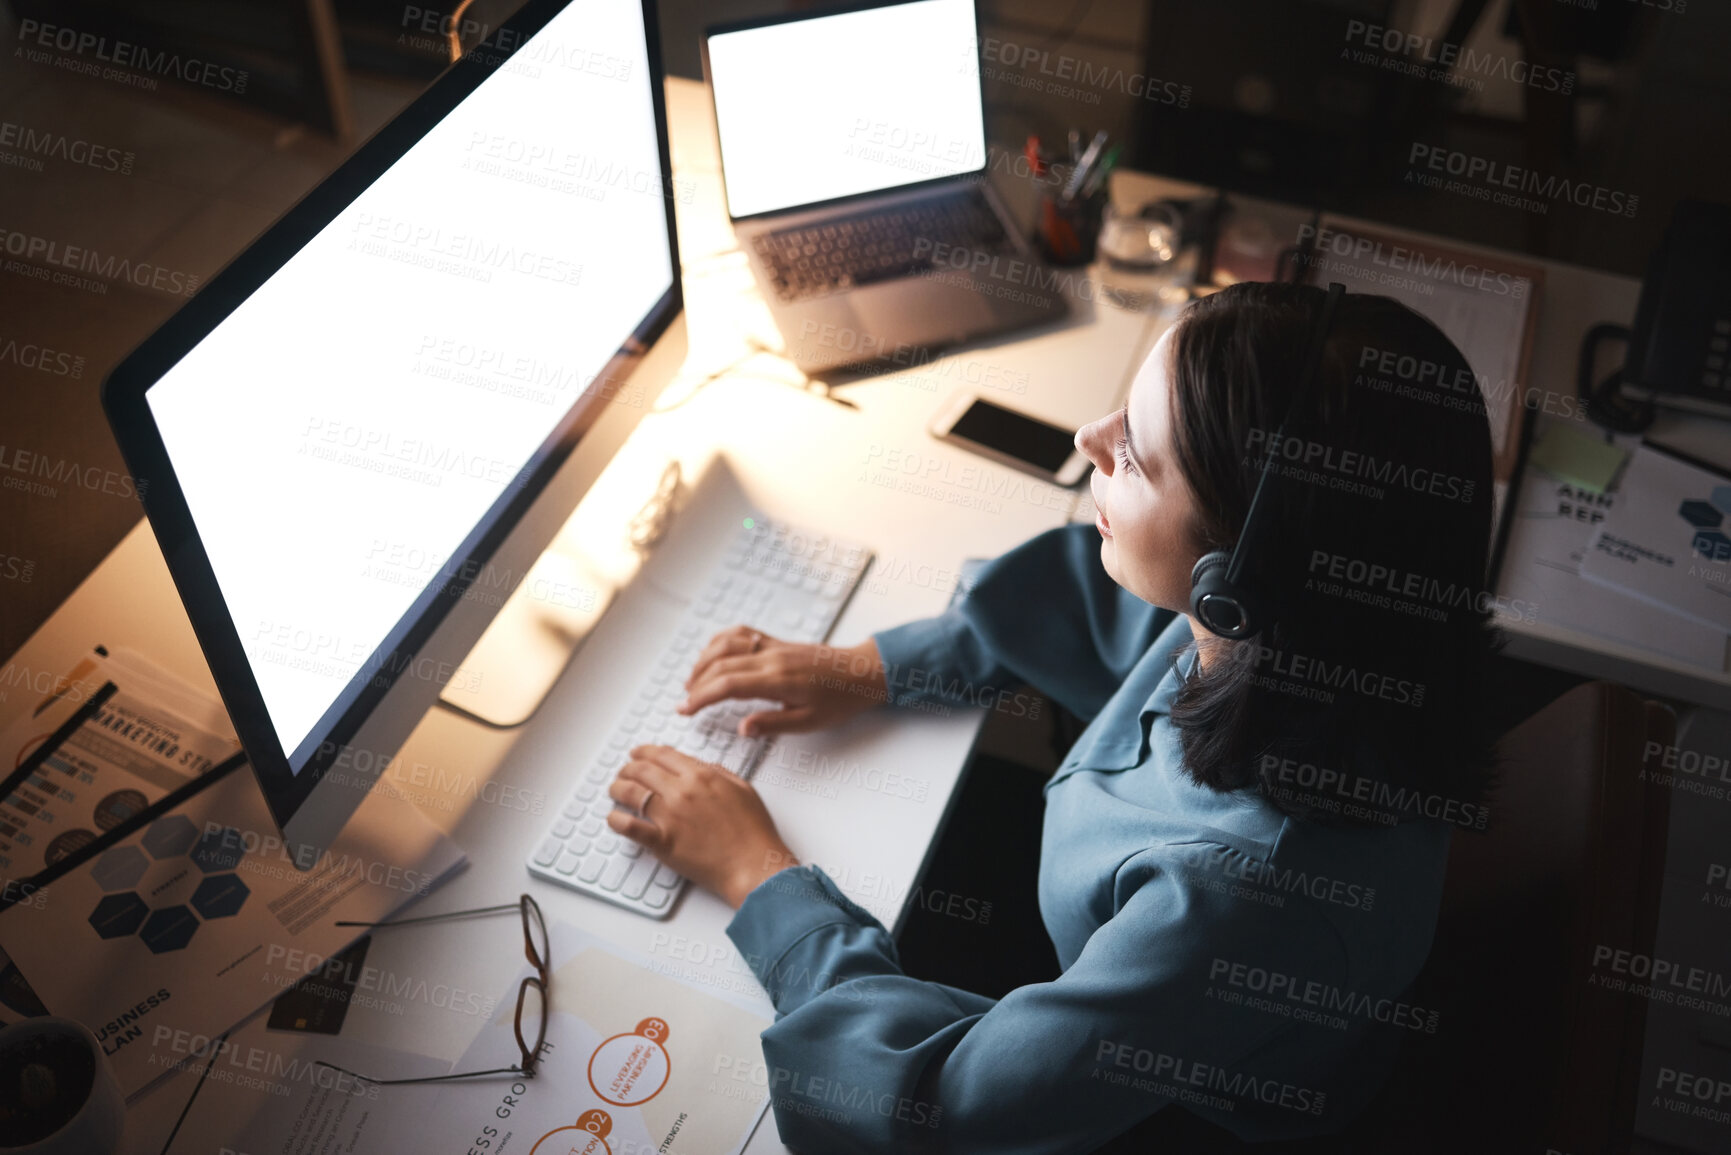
[
  {"xmin": 704, "ymin": 0, "xmax": 986, "ymax": 220},
  {"xmin": 101, "ymin": 0, "xmax": 685, "ymax": 865}
]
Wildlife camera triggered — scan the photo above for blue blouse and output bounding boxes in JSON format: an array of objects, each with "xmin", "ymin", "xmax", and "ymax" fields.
[{"xmin": 726, "ymin": 524, "xmax": 1452, "ymax": 1154}]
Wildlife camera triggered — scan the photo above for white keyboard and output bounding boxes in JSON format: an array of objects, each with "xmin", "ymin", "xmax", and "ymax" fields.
[{"xmin": 526, "ymin": 514, "xmax": 872, "ymax": 916}]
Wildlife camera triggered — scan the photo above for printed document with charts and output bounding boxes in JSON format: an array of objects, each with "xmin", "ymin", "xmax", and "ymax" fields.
[
  {"xmin": 0, "ymin": 646, "xmax": 466, "ymax": 1098},
  {"xmin": 167, "ymin": 920, "xmax": 774, "ymax": 1155},
  {"xmin": 400, "ymin": 921, "xmax": 773, "ymax": 1155}
]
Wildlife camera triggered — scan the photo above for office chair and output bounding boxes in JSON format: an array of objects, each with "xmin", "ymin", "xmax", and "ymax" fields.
[
  {"xmin": 1338, "ymin": 680, "xmax": 1675, "ymax": 1155},
  {"xmin": 1092, "ymin": 680, "xmax": 1673, "ymax": 1155}
]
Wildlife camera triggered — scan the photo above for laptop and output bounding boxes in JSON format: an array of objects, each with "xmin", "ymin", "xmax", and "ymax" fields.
[{"xmin": 702, "ymin": 0, "xmax": 1068, "ymax": 375}]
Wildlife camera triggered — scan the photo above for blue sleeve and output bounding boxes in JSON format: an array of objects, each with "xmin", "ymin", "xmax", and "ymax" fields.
[
  {"xmin": 870, "ymin": 523, "xmax": 1173, "ymax": 720},
  {"xmin": 726, "ymin": 859, "xmax": 1346, "ymax": 1155}
]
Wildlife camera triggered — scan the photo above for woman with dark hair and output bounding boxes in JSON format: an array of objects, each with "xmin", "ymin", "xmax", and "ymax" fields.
[{"xmin": 604, "ymin": 282, "xmax": 1500, "ymax": 1153}]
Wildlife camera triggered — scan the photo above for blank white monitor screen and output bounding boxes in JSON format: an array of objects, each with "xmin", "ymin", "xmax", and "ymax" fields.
[
  {"xmin": 707, "ymin": 0, "xmax": 985, "ymax": 219},
  {"xmin": 145, "ymin": 0, "xmax": 672, "ymax": 768}
]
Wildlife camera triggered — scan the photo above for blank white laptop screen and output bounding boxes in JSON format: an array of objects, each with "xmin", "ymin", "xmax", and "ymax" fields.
[
  {"xmin": 707, "ymin": 0, "xmax": 986, "ymax": 219},
  {"xmin": 145, "ymin": 0, "xmax": 672, "ymax": 767}
]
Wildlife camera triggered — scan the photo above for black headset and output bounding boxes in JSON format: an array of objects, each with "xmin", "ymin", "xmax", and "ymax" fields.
[{"xmin": 1189, "ymin": 282, "xmax": 1346, "ymax": 639}]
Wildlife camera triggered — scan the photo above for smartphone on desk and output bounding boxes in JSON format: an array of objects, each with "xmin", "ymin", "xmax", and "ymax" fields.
[{"xmin": 929, "ymin": 393, "xmax": 1089, "ymax": 486}]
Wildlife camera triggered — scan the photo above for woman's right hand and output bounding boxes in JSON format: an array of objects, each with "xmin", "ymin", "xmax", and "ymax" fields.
[{"xmin": 679, "ymin": 625, "xmax": 888, "ymax": 737}]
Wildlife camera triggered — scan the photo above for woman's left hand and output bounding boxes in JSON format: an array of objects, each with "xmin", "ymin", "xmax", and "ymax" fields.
[{"xmin": 607, "ymin": 745, "xmax": 797, "ymax": 908}]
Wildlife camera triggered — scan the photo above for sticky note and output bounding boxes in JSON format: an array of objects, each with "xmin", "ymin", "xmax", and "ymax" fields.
[{"xmin": 1528, "ymin": 424, "xmax": 1629, "ymax": 493}]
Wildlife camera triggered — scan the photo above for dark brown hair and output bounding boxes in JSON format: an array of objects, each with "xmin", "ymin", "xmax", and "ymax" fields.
[{"xmin": 1164, "ymin": 282, "xmax": 1500, "ymax": 826}]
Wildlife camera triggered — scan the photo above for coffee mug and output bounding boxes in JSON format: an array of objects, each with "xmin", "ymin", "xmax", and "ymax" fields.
[{"xmin": 0, "ymin": 1017, "xmax": 125, "ymax": 1155}]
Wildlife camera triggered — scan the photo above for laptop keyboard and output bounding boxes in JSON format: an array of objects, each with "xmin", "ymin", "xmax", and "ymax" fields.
[{"xmin": 754, "ymin": 187, "xmax": 1011, "ymax": 303}]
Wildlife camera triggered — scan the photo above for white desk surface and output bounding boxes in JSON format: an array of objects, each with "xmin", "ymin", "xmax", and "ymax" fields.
[{"xmin": 2, "ymin": 77, "xmax": 1167, "ymax": 1155}]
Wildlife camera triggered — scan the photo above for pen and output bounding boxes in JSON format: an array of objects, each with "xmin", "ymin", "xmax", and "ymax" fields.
[
  {"xmin": 1025, "ymin": 134, "xmax": 1046, "ymax": 177},
  {"xmin": 1079, "ymin": 143, "xmax": 1121, "ymax": 201},
  {"xmin": 1062, "ymin": 130, "xmax": 1109, "ymax": 203}
]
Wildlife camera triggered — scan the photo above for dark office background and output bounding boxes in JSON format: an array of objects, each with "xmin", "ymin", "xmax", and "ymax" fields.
[{"xmin": 2, "ymin": 0, "xmax": 1728, "ymax": 662}]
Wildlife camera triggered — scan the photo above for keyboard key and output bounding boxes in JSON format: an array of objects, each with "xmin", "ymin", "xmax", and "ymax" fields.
[
  {"xmin": 578, "ymin": 855, "xmax": 606, "ymax": 883},
  {"xmin": 533, "ymin": 838, "xmax": 561, "ymax": 867},
  {"xmin": 599, "ymin": 856, "xmax": 633, "ymax": 891},
  {"xmin": 555, "ymin": 849, "xmax": 582, "ymax": 876},
  {"xmin": 575, "ymin": 780, "xmax": 599, "ymax": 801},
  {"xmin": 579, "ymin": 815, "xmax": 603, "ymax": 837},
  {"xmin": 642, "ymin": 886, "xmax": 673, "ymax": 910},
  {"xmin": 619, "ymin": 839, "xmax": 642, "ymax": 858},
  {"xmin": 563, "ymin": 799, "xmax": 586, "ymax": 820},
  {"xmin": 651, "ymin": 862, "xmax": 681, "ymax": 888},
  {"xmin": 567, "ymin": 835, "xmax": 592, "ymax": 856},
  {"xmin": 597, "ymin": 834, "xmax": 620, "ymax": 855},
  {"xmin": 720, "ymin": 743, "xmax": 756, "ymax": 776},
  {"xmin": 552, "ymin": 819, "xmax": 575, "ymax": 839},
  {"xmin": 620, "ymin": 859, "xmax": 655, "ymax": 899}
]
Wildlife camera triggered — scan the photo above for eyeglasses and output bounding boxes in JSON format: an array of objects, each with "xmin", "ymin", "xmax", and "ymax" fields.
[{"xmin": 313, "ymin": 894, "xmax": 550, "ymax": 1086}]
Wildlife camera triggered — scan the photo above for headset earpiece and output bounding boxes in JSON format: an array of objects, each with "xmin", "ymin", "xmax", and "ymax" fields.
[{"xmin": 1190, "ymin": 550, "xmax": 1259, "ymax": 638}]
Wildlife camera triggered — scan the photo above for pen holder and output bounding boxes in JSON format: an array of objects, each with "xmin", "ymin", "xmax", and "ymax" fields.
[{"xmin": 1036, "ymin": 186, "xmax": 1106, "ymax": 268}]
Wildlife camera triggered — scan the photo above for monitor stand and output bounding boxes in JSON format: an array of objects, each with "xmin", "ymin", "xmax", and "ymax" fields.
[
  {"xmin": 436, "ymin": 543, "xmax": 614, "ymax": 727},
  {"xmin": 435, "ymin": 450, "xmax": 755, "ymax": 728}
]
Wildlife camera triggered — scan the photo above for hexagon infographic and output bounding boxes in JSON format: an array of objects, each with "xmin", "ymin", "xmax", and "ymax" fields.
[
  {"xmin": 92, "ymin": 845, "xmax": 147, "ymax": 892},
  {"xmin": 89, "ymin": 893, "xmax": 149, "ymax": 939},
  {"xmin": 142, "ymin": 814, "xmax": 198, "ymax": 858},
  {"xmin": 190, "ymin": 827, "xmax": 245, "ymax": 873},
  {"xmin": 1680, "ymin": 499, "xmax": 1723, "ymax": 529},
  {"xmin": 85, "ymin": 818, "xmax": 252, "ymax": 954},
  {"xmin": 140, "ymin": 906, "xmax": 199, "ymax": 954},
  {"xmin": 1695, "ymin": 530, "xmax": 1731, "ymax": 561},
  {"xmin": 191, "ymin": 874, "xmax": 250, "ymax": 919}
]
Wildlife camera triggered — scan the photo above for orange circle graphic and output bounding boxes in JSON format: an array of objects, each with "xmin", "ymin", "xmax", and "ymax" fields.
[
  {"xmin": 586, "ymin": 1019, "xmax": 672, "ymax": 1106},
  {"xmin": 531, "ymin": 1108, "xmax": 613, "ymax": 1155}
]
